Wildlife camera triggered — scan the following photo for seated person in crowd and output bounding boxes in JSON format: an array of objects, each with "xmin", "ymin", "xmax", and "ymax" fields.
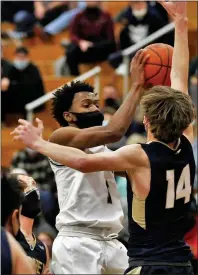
[
  {"xmin": 67, "ymin": 1, "xmax": 116, "ymax": 76},
  {"xmin": 8, "ymin": 47, "xmax": 45, "ymax": 117},
  {"xmin": 35, "ymin": 1, "xmax": 86, "ymax": 39},
  {"xmin": 1, "ymin": 1, "xmax": 35, "ymax": 38},
  {"xmin": 109, "ymin": 1, "xmax": 172, "ymax": 71}
]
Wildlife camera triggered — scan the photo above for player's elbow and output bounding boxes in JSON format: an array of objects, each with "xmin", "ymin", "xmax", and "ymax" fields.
[{"xmin": 106, "ymin": 127, "xmax": 123, "ymax": 143}]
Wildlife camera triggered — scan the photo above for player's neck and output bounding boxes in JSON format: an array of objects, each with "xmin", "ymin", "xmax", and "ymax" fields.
[
  {"xmin": 147, "ymin": 133, "xmax": 177, "ymax": 149},
  {"xmin": 20, "ymin": 215, "xmax": 34, "ymax": 237}
]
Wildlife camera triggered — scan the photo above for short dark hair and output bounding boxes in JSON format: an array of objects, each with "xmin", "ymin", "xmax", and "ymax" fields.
[
  {"xmin": 141, "ymin": 86, "xmax": 195, "ymax": 143},
  {"xmin": 15, "ymin": 46, "xmax": 29, "ymax": 55},
  {"xmin": 51, "ymin": 81, "xmax": 94, "ymax": 126},
  {"xmin": 1, "ymin": 174, "xmax": 24, "ymax": 226}
]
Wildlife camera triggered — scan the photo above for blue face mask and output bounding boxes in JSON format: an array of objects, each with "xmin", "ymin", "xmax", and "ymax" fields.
[{"xmin": 14, "ymin": 60, "xmax": 29, "ymax": 70}]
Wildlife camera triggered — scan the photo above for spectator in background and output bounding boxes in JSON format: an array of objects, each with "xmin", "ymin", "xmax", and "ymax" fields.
[
  {"xmin": 35, "ymin": 1, "xmax": 86, "ymax": 40},
  {"xmin": 1, "ymin": 1, "xmax": 35, "ymax": 38},
  {"xmin": 109, "ymin": 1, "xmax": 168, "ymax": 72},
  {"xmin": 11, "ymin": 148, "xmax": 55, "ymax": 190},
  {"xmin": 1, "ymin": 47, "xmax": 16, "ymax": 124},
  {"xmin": 10, "ymin": 47, "xmax": 45, "ymax": 117},
  {"xmin": 103, "ymin": 84, "xmax": 121, "ymax": 110},
  {"xmin": 67, "ymin": 1, "xmax": 116, "ymax": 75}
]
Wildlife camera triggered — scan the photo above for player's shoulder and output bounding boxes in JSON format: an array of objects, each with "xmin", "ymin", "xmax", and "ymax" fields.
[
  {"xmin": 125, "ymin": 143, "xmax": 149, "ymax": 167},
  {"xmin": 49, "ymin": 126, "xmax": 79, "ymax": 144}
]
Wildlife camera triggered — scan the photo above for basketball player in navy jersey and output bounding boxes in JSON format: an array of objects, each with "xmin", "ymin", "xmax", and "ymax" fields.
[
  {"xmin": 1, "ymin": 174, "xmax": 34, "ymax": 274},
  {"xmin": 12, "ymin": 1, "xmax": 196, "ymax": 274},
  {"xmin": 10, "ymin": 173, "xmax": 50, "ymax": 274}
]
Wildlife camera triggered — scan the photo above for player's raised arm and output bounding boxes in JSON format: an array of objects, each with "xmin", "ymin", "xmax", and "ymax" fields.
[{"xmin": 159, "ymin": 1, "xmax": 194, "ymax": 142}]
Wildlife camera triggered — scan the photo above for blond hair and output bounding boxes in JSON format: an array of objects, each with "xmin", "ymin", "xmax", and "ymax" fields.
[{"xmin": 141, "ymin": 86, "xmax": 195, "ymax": 143}]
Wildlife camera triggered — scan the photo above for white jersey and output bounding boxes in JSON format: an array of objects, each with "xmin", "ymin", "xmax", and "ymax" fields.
[{"xmin": 49, "ymin": 145, "xmax": 124, "ymax": 234}]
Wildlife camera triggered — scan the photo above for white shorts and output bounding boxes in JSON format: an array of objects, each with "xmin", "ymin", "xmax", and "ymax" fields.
[{"xmin": 52, "ymin": 235, "xmax": 128, "ymax": 274}]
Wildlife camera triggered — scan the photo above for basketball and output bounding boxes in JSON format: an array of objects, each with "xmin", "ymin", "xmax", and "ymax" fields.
[{"xmin": 144, "ymin": 43, "xmax": 173, "ymax": 86}]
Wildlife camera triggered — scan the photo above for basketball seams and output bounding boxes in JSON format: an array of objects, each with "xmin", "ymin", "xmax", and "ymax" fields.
[
  {"xmin": 145, "ymin": 63, "xmax": 171, "ymax": 68},
  {"xmin": 145, "ymin": 48, "xmax": 163, "ymax": 82},
  {"xmin": 163, "ymin": 46, "xmax": 170, "ymax": 85}
]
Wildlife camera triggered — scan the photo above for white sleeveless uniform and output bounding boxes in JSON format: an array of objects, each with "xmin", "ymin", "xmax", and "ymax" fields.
[{"xmin": 49, "ymin": 145, "xmax": 128, "ymax": 274}]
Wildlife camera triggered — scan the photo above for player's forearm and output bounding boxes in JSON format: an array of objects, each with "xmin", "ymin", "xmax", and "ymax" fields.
[
  {"xmin": 34, "ymin": 139, "xmax": 87, "ymax": 171},
  {"xmin": 171, "ymin": 17, "xmax": 189, "ymax": 93},
  {"xmin": 107, "ymin": 84, "xmax": 142, "ymax": 136}
]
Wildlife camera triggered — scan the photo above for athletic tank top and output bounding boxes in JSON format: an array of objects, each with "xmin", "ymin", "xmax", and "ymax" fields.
[
  {"xmin": 16, "ymin": 230, "xmax": 46, "ymax": 274},
  {"xmin": 49, "ymin": 145, "xmax": 124, "ymax": 234},
  {"xmin": 1, "ymin": 228, "xmax": 12, "ymax": 275},
  {"xmin": 127, "ymin": 135, "xmax": 196, "ymax": 262}
]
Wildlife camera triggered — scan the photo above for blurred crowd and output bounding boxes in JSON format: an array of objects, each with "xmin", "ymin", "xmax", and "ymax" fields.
[{"xmin": 1, "ymin": 1, "xmax": 198, "ymax": 272}]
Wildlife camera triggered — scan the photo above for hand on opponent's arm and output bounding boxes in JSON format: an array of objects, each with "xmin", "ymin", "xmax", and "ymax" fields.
[
  {"xmin": 49, "ymin": 49, "xmax": 149, "ymax": 150},
  {"xmin": 11, "ymin": 119, "xmax": 147, "ymax": 173}
]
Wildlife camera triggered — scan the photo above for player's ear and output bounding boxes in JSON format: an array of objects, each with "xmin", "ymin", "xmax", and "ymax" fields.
[
  {"xmin": 143, "ymin": 116, "xmax": 149, "ymax": 132},
  {"xmin": 63, "ymin": 112, "xmax": 76, "ymax": 123}
]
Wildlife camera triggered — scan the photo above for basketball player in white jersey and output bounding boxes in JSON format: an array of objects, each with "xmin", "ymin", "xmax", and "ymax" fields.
[{"xmin": 12, "ymin": 48, "xmax": 149, "ymax": 273}]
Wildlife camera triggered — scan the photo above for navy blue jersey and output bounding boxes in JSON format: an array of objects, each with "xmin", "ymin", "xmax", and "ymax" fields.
[
  {"xmin": 127, "ymin": 135, "xmax": 196, "ymax": 263},
  {"xmin": 1, "ymin": 228, "xmax": 12, "ymax": 275},
  {"xmin": 16, "ymin": 230, "xmax": 46, "ymax": 274}
]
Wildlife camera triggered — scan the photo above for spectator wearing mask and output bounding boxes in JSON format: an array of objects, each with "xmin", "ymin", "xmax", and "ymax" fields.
[
  {"xmin": 103, "ymin": 84, "xmax": 121, "ymax": 110},
  {"xmin": 10, "ymin": 47, "xmax": 45, "ymax": 117},
  {"xmin": 1, "ymin": 173, "xmax": 35, "ymax": 274},
  {"xmin": 109, "ymin": 1, "xmax": 167, "ymax": 71},
  {"xmin": 67, "ymin": 1, "xmax": 116, "ymax": 76}
]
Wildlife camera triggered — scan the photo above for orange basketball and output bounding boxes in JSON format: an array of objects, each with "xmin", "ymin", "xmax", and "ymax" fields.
[{"xmin": 144, "ymin": 43, "xmax": 173, "ymax": 86}]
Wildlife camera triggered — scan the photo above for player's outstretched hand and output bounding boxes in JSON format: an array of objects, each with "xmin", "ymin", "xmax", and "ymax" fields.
[
  {"xmin": 10, "ymin": 118, "xmax": 43, "ymax": 149},
  {"xmin": 158, "ymin": 0, "xmax": 187, "ymax": 19},
  {"xmin": 130, "ymin": 49, "xmax": 150, "ymax": 87}
]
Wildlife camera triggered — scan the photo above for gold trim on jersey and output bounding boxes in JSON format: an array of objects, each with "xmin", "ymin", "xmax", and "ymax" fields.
[
  {"xmin": 132, "ymin": 194, "xmax": 146, "ymax": 229},
  {"xmin": 126, "ymin": 266, "xmax": 142, "ymax": 275},
  {"xmin": 148, "ymin": 138, "xmax": 181, "ymax": 151}
]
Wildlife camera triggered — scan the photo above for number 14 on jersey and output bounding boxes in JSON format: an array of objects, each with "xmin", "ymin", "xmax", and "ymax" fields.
[{"xmin": 166, "ymin": 164, "xmax": 192, "ymax": 209}]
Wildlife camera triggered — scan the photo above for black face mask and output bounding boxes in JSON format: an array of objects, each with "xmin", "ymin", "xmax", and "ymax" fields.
[
  {"xmin": 21, "ymin": 189, "xmax": 41, "ymax": 219},
  {"xmin": 105, "ymin": 98, "xmax": 120, "ymax": 110},
  {"xmin": 71, "ymin": 111, "xmax": 104, "ymax": 129}
]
